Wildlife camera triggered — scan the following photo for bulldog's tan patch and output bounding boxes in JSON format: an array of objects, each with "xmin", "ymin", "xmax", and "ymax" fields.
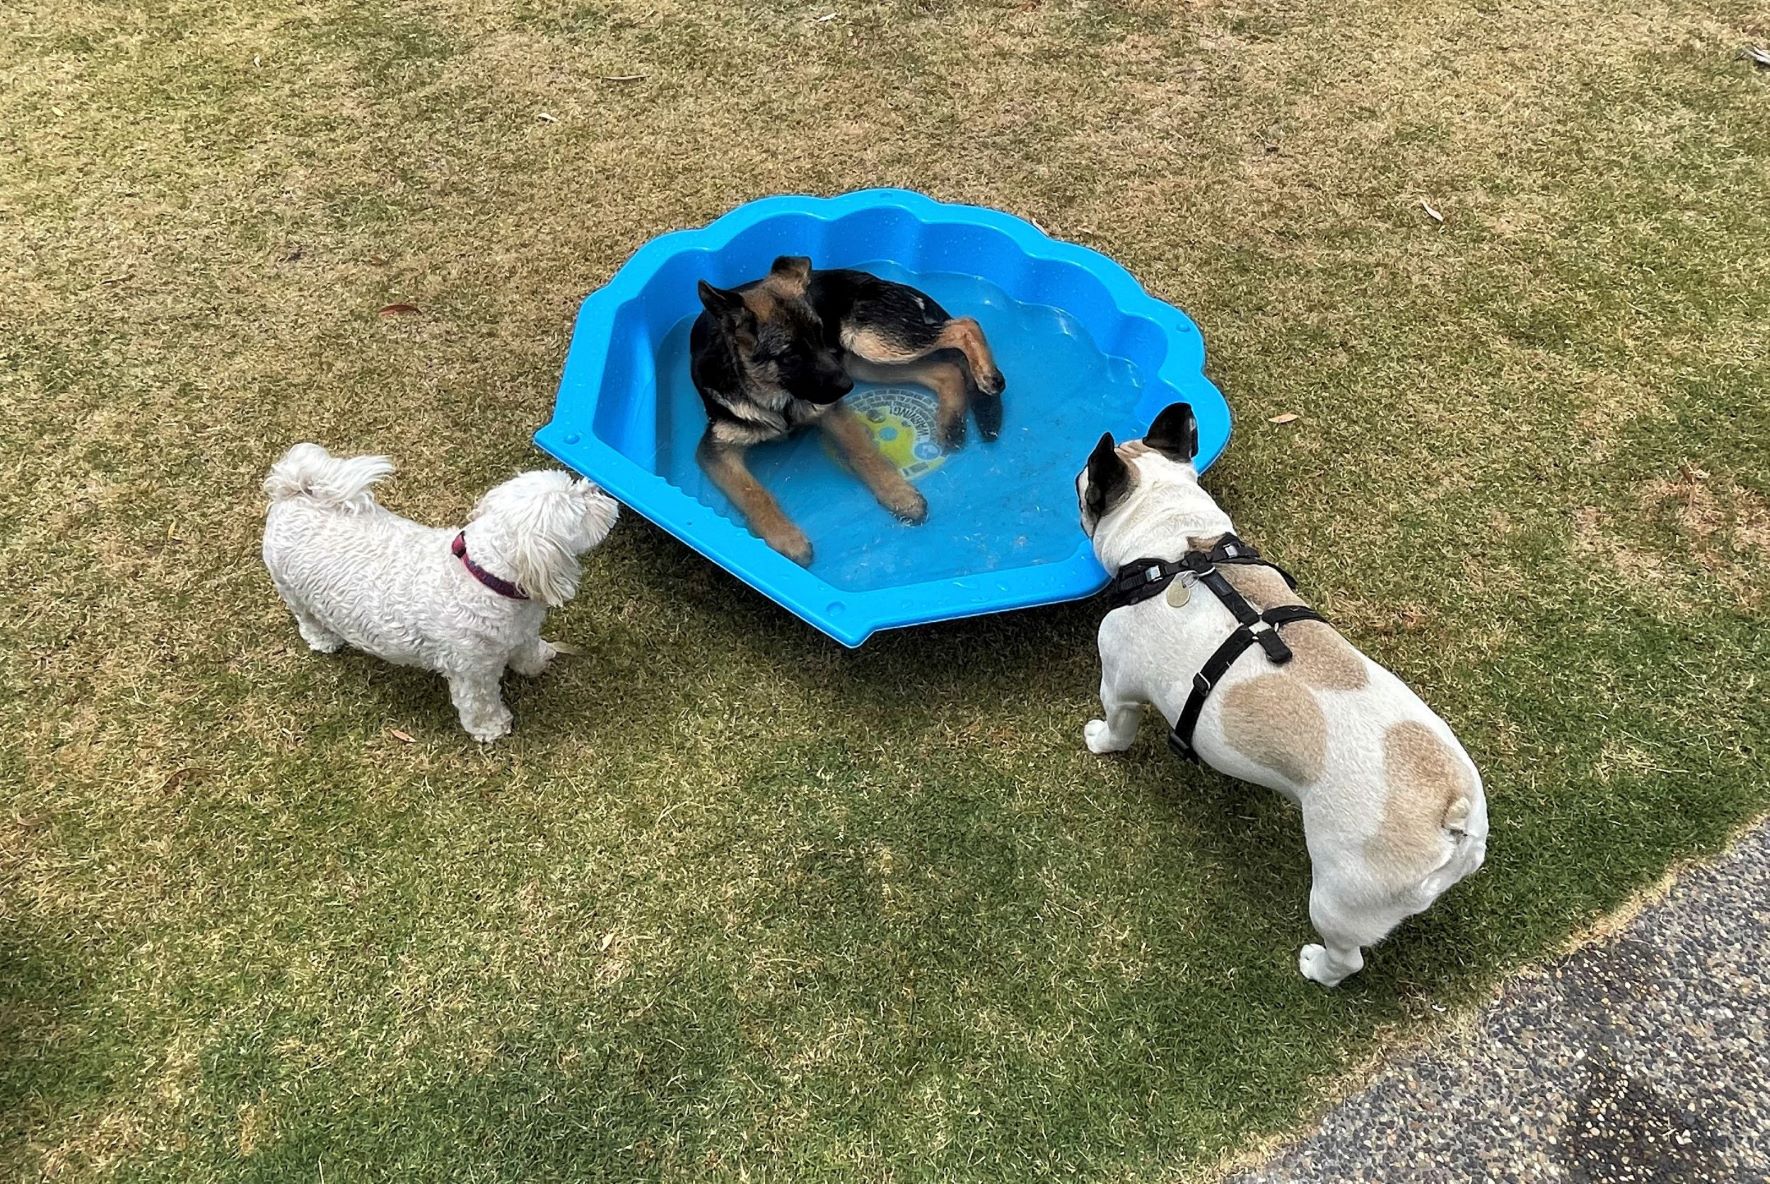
[
  {"xmin": 1370, "ymin": 721, "xmax": 1472, "ymax": 878},
  {"xmin": 1117, "ymin": 439, "xmax": 1152, "ymax": 460},
  {"xmin": 1220, "ymin": 673, "xmax": 1327, "ymax": 786},
  {"xmin": 1210, "ymin": 554, "xmax": 1369, "ymax": 691}
]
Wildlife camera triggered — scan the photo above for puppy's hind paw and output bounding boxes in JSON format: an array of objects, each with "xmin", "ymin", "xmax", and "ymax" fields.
[
  {"xmin": 1084, "ymin": 719, "xmax": 1129, "ymax": 755},
  {"xmin": 971, "ymin": 391, "xmax": 1004, "ymax": 443},
  {"xmin": 936, "ymin": 413, "xmax": 968, "ymax": 453}
]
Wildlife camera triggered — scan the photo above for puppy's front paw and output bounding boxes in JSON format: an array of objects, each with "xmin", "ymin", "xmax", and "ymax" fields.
[
  {"xmin": 767, "ymin": 526, "xmax": 814, "ymax": 566},
  {"xmin": 974, "ymin": 367, "xmax": 1006, "ymax": 398},
  {"xmin": 1084, "ymin": 719, "xmax": 1128, "ymax": 754},
  {"xmin": 887, "ymin": 487, "xmax": 928, "ymax": 525}
]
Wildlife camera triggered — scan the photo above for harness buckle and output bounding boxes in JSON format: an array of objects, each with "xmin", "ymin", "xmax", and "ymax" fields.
[{"xmin": 1249, "ymin": 620, "xmax": 1294, "ymax": 663}]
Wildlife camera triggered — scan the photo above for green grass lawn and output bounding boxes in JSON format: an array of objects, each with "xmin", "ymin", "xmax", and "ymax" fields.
[{"xmin": 4, "ymin": 0, "xmax": 1767, "ymax": 1179}]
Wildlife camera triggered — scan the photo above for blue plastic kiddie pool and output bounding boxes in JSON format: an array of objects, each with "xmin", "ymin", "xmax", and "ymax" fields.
[{"xmin": 535, "ymin": 188, "xmax": 1230, "ymax": 646}]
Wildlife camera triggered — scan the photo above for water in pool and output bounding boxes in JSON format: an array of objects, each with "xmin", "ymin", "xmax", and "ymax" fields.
[{"xmin": 648, "ymin": 261, "xmax": 1150, "ymax": 594}]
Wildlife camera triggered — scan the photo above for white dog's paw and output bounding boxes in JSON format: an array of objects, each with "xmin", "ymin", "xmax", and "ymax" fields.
[
  {"xmin": 1298, "ymin": 944, "xmax": 1347, "ymax": 988},
  {"xmin": 1084, "ymin": 719, "xmax": 1127, "ymax": 755},
  {"xmin": 468, "ymin": 712, "xmax": 513, "ymax": 743},
  {"xmin": 511, "ymin": 640, "xmax": 557, "ymax": 678},
  {"xmin": 296, "ymin": 624, "xmax": 342, "ymax": 653}
]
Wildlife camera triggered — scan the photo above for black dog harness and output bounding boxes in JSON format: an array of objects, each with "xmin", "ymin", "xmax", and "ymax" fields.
[{"xmin": 1103, "ymin": 534, "xmax": 1328, "ymax": 763}]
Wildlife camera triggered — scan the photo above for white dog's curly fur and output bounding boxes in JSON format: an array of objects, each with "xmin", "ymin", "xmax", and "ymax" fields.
[{"xmin": 262, "ymin": 443, "xmax": 619, "ymax": 741}]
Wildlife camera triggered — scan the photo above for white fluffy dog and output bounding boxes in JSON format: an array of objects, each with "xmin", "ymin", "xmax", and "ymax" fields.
[
  {"xmin": 1076, "ymin": 403, "xmax": 1488, "ymax": 986},
  {"xmin": 262, "ymin": 444, "xmax": 619, "ymax": 741}
]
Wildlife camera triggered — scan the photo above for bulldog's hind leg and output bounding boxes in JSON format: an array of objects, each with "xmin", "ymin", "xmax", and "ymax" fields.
[{"xmin": 1298, "ymin": 881, "xmax": 1418, "ymax": 988}]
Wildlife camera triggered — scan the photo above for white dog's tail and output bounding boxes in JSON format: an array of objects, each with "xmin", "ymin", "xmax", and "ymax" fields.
[{"xmin": 264, "ymin": 444, "xmax": 394, "ymax": 513}]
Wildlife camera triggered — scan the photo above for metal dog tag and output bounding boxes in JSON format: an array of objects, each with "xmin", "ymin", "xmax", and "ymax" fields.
[{"xmin": 1165, "ymin": 579, "xmax": 1191, "ymax": 608}]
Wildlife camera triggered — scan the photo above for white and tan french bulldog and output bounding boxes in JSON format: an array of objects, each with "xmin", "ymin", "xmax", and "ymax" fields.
[{"xmin": 1075, "ymin": 402, "xmax": 1488, "ymax": 986}]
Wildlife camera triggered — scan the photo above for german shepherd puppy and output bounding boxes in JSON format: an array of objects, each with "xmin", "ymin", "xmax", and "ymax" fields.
[{"xmin": 690, "ymin": 255, "xmax": 1006, "ymax": 566}]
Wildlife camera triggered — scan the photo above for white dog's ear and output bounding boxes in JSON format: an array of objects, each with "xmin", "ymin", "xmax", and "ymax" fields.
[
  {"xmin": 486, "ymin": 485, "xmax": 575, "ymax": 608},
  {"xmin": 575, "ymin": 480, "xmax": 620, "ymax": 543},
  {"xmin": 1145, "ymin": 402, "xmax": 1198, "ymax": 463},
  {"xmin": 506, "ymin": 526, "xmax": 579, "ymax": 608}
]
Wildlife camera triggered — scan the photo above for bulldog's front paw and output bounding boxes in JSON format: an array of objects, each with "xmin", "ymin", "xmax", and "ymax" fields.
[
  {"xmin": 1084, "ymin": 719, "xmax": 1128, "ymax": 754},
  {"xmin": 1298, "ymin": 944, "xmax": 1347, "ymax": 988}
]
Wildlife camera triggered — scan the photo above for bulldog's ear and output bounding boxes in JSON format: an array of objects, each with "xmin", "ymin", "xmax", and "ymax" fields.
[
  {"xmin": 1145, "ymin": 402, "xmax": 1199, "ymax": 463},
  {"xmin": 769, "ymin": 255, "xmax": 813, "ymax": 286},
  {"xmin": 1084, "ymin": 432, "xmax": 1133, "ymax": 520}
]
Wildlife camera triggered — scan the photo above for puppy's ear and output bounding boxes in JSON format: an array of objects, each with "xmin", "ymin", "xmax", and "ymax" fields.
[
  {"xmin": 1144, "ymin": 402, "xmax": 1199, "ymax": 463},
  {"xmin": 1084, "ymin": 431, "xmax": 1133, "ymax": 521},
  {"xmin": 769, "ymin": 255, "xmax": 812, "ymax": 286},
  {"xmin": 697, "ymin": 280, "xmax": 749, "ymax": 321}
]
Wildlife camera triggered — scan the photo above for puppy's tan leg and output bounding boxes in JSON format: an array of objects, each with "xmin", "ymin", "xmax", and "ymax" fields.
[
  {"xmin": 697, "ymin": 434, "xmax": 813, "ymax": 565},
  {"xmin": 815, "ymin": 404, "xmax": 928, "ymax": 524},
  {"xmin": 845, "ymin": 355, "xmax": 973, "ymax": 452},
  {"xmin": 935, "ymin": 316, "xmax": 1005, "ymax": 397}
]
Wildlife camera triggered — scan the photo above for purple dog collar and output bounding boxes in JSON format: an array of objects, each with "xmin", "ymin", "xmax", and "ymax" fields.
[{"xmin": 451, "ymin": 532, "xmax": 528, "ymax": 600}]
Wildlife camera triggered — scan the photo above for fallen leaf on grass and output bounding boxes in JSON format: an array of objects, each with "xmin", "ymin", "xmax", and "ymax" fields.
[
  {"xmin": 1419, "ymin": 198, "xmax": 1444, "ymax": 223},
  {"xmin": 536, "ymin": 111, "xmax": 558, "ymax": 123},
  {"xmin": 378, "ymin": 303, "xmax": 420, "ymax": 317},
  {"xmin": 549, "ymin": 640, "xmax": 586, "ymax": 656},
  {"xmin": 599, "ymin": 932, "xmax": 616, "ymax": 952},
  {"xmin": 1267, "ymin": 412, "xmax": 1300, "ymax": 425},
  {"xmin": 813, "ymin": 11, "xmax": 839, "ymax": 21},
  {"xmin": 101, "ymin": 273, "xmax": 132, "ymax": 286},
  {"xmin": 1739, "ymin": 46, "xmax": 1770, "ymax": 68},
  {"xmin": 388, "ymin": 728, "xmax": 416, "ymax": 744}
]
